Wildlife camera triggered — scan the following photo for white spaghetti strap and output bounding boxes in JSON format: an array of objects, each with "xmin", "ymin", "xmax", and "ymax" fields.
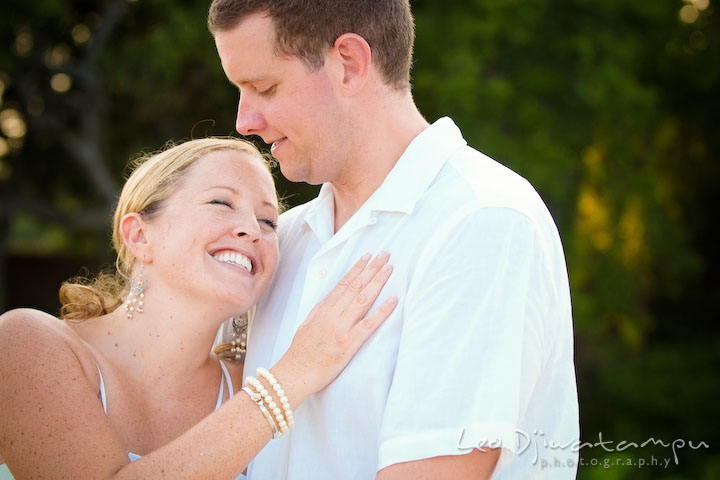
[
  {"xmin": 219, "ymin": 360, "xmax": 234, "ymax": 400},
  {"xmin": 216, "ymin": 367, "xmax": 225, "ymax": 411},
  {"xmin": 96, "ymin": 364, "xmax": 108, "ymax": 414}
]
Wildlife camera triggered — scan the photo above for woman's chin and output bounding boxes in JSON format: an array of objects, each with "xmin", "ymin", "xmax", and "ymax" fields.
[
  {"xmin": 215, "ymin": 297, "xmax": 257, "ymax": 319},
  {"xmin": 190, "ymin": 286, "xmax": 258, "ymax": 321}
]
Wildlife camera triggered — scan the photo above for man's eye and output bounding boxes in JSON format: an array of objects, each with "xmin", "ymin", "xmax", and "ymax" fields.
[
  {"xmin": 258, "ymin": 85, "xmax": 276, "ymax": 96},
  {"xmin": 210, "ymin": 199, "xmax": 232, "ymax": 208}
]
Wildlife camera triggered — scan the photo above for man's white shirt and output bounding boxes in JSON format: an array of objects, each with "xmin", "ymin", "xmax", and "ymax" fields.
[{"xmin": 244, "ymin": 117, "xmax": 579, "ymax": 479}]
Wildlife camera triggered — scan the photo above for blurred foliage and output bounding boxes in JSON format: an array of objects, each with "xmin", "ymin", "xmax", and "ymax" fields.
[{"xmin": 0, "ymin": 0, "xmax": 718, "ymax": 478}]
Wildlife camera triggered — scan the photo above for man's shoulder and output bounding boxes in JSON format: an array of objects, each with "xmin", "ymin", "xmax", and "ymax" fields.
[{"xmin": 433, "ymin": 144, "xmax": 549, "ymax": 223}]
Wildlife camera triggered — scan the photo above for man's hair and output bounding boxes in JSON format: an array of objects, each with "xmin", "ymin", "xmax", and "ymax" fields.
[{"xmin": 208, "ymin": 0, "xmax": 415, "ymax": 91}]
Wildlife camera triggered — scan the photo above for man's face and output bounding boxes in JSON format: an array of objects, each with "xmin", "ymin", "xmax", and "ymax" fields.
[{"xmin": 215, "ymin": 14, "xmax": 345, "ymax": 185}]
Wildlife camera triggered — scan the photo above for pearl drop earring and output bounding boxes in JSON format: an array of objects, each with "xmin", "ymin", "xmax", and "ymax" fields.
[{"xmin": 125, "ymin": 268, "xmax": 147, "ymax": 319}]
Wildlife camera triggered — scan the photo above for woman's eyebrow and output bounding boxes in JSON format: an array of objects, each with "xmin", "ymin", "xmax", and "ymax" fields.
[{"xmin": 206, "ymin": 185, "xmax": 238, "ymax": 193}]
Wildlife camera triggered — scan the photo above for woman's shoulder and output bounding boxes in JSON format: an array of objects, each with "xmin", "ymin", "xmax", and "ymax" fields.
[
  {"xmin": 1, "ymin": 307, "xmax": 76, "ymax": 342},
  {"xmin": 0, "ymin": 308, "xmax": 97, "ymax": 368},
  {"xmin": 0, "ymin": 309, "xmax": 102, "ymax": 418},
  {"xmin": 0, "ymin": 307, "xmax": 62, "ymax": 338}
]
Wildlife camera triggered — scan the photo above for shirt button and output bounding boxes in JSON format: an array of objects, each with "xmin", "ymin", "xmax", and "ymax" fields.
[
  {"xmin": 368, "ymin": 217, "xmax": 377, "ymax": 225},
  {"xmin": 316, "ymin": 266, "xmax": 327, "ymax": 279}
]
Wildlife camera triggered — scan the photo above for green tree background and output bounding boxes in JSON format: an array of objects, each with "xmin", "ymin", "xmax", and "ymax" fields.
[{"xmin": 1, "ymin": 0, "xmax": 717, "ymax": 478}]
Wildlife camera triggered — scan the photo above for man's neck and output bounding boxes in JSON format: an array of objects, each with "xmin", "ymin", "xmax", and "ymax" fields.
[{"xmin": 330, "ymin": 98, "xmax": 429, "ymax": 232}]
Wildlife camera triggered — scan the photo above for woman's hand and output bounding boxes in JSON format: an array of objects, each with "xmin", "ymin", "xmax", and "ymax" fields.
[{"xmin": 271, "ymin": 252, "xmax": 397, "ymax": 406}]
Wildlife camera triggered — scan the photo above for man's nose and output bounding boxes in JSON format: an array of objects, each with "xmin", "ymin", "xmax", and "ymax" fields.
[{"xmin": 235, "ymin": 94, "xmax": 266, "ymax": 136}]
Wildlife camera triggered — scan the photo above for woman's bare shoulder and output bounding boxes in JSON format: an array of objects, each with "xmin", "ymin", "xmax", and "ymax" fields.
[
  {"xmin": 0, "ymin": 308, "xmax": 77, "ymax": 345},
  {"xmin": 0, "ymin": 307, "xmax": 61, "ymax": 338},
  {"xmin": 0, "ymin": 309, "xmax": 130, "ymax": 478},
  {"xmin": 0, "ymin": 308, "xmax": 97, "ymax": 372}
]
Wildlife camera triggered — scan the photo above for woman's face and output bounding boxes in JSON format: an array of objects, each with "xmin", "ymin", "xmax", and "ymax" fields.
[{"xmin": 143, "ymin": 149, "xmax": 279, "ymax": 316}]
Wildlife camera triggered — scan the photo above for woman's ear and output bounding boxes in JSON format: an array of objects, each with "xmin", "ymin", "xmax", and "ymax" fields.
[
  {"xmin": 119, "ymin": 213, "xmax": 152, "ymax": 264},
  {"xmin": 332, "ymin": 33, "xmax": 372, "ymax": 95}
]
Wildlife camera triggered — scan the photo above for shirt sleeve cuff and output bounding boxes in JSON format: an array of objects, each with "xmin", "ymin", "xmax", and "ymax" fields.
[{"xmin": 378, "ymin": 422, "xmax": 518, "ymax": 472}]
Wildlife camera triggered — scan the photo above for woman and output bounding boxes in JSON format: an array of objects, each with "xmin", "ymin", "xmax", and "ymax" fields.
[{"xmin": 0, "ymin": 138, "xmax": 397, "ymax": 479}]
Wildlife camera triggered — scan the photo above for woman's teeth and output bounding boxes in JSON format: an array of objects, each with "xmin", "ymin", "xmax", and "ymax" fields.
[{"xmin": 213, "ymin": 252, "xmax": 252, "ymax": 273}]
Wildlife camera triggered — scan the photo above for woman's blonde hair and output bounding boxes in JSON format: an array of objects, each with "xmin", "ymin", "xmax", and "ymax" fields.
[{"xmin": 60, "ymin": 137, "xmax": 274, "ymax": 321}]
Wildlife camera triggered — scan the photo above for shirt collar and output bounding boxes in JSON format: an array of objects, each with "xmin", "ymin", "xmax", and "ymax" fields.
[
  {"xmin": 303, "ymin": 116, "xmax": 467, "ymax": 239},
  {"xmin": 303, "ymin": 182, "xmax": 335, "ymax": 242},
  {"xmin": 365, "ymin": 116, "xmax": 467, "ymax": 215}
]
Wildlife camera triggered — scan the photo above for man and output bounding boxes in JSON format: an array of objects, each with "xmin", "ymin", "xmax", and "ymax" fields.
[{"xmin": 209, "ymin": 1, "xmax": 579, "ymax": 478}]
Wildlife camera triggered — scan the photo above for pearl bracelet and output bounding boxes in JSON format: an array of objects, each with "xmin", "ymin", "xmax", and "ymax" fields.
[
  {"xmin": 246, "ymin": 375, "xmax": 291, "ymax": 436},
  {"xmin": 256, "ymin": 367, "xmax": 294, "ymax": 431},
  {"xmin": 241, "ymin": 386, "xmax": 281, "ymax": 439},
  {"xmin": 246, "ymin": 369, "xmax": 294, "ymax": 436}
]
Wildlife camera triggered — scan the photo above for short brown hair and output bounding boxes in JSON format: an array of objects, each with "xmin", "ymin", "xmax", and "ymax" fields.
[{"xmin": 208, "ymin": 0, "xmax": 415, "ymax": 91}]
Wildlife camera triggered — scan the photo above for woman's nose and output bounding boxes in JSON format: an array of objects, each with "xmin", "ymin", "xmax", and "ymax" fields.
[{"xmin": 233, "ymin": 212, "xmax": 261, "ymax": 241}]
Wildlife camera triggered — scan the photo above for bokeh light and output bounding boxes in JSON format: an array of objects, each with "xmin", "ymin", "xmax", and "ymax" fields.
[
  {"xmin": 72, "ymin": 24, "xmax": 91, "ymax": 45},
  {"xmin": 14, "ymin": 30, "xmax": 33, "ymax": 56},
  {"xmin": 50, "ymin": 73, "xmax": 72, "ymax": 93},
  {"xmin": 0, "ymin": 109, "xmax": 27, "ymax": 139},
  {"xmin": 680, "ymin": 4, "xmax": 700, "ymax": 23},
  {"xmin": 690, "ymin": 0, "xmax": 710, "ymax": 10},
  {"xmin": 44, "ymin": 44, "xmax": 71, "ymax": 69}
]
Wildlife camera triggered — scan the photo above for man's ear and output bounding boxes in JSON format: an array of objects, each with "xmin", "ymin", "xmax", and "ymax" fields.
[
  {"xmin": 119, "ymin": 213, "xmax": 152, "ymax": 264},
  {"xmin": 332, "ymin": 33, "xmax": 372, "ymax": 95}
]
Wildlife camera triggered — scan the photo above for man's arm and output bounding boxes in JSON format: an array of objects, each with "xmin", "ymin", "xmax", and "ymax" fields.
[
  {"xmin": 376, "ymin": 207, "xmax": 548, "ymax": 477},
  {"xmin": 377, "ymin": 449, "xmax": 501, "ymax": 480}
]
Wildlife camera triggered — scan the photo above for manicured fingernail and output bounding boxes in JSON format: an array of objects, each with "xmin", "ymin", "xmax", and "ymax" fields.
[
  {"xmin": 381, "ymin": 263, "xmax": 393, "ymax": 272},
  {"xmin": 387, "ymin": 296, "xmax": 398, "ymax": 304},
  {"xmin": 361, "ymin": 253, "xmax": 372, "ymax": 261},
  {"xmin": 377, "ymin": 251, "xmax": 390, "ymax": 261}
]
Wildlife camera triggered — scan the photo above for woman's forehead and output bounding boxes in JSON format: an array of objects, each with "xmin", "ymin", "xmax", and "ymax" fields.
[
  {"xmin": 190, "ymin": 149, "xmax": 268, "ymax": 179},
  {"xmin": 183, "ymin": 150, "xmax": 277, "ymax": 200}
]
